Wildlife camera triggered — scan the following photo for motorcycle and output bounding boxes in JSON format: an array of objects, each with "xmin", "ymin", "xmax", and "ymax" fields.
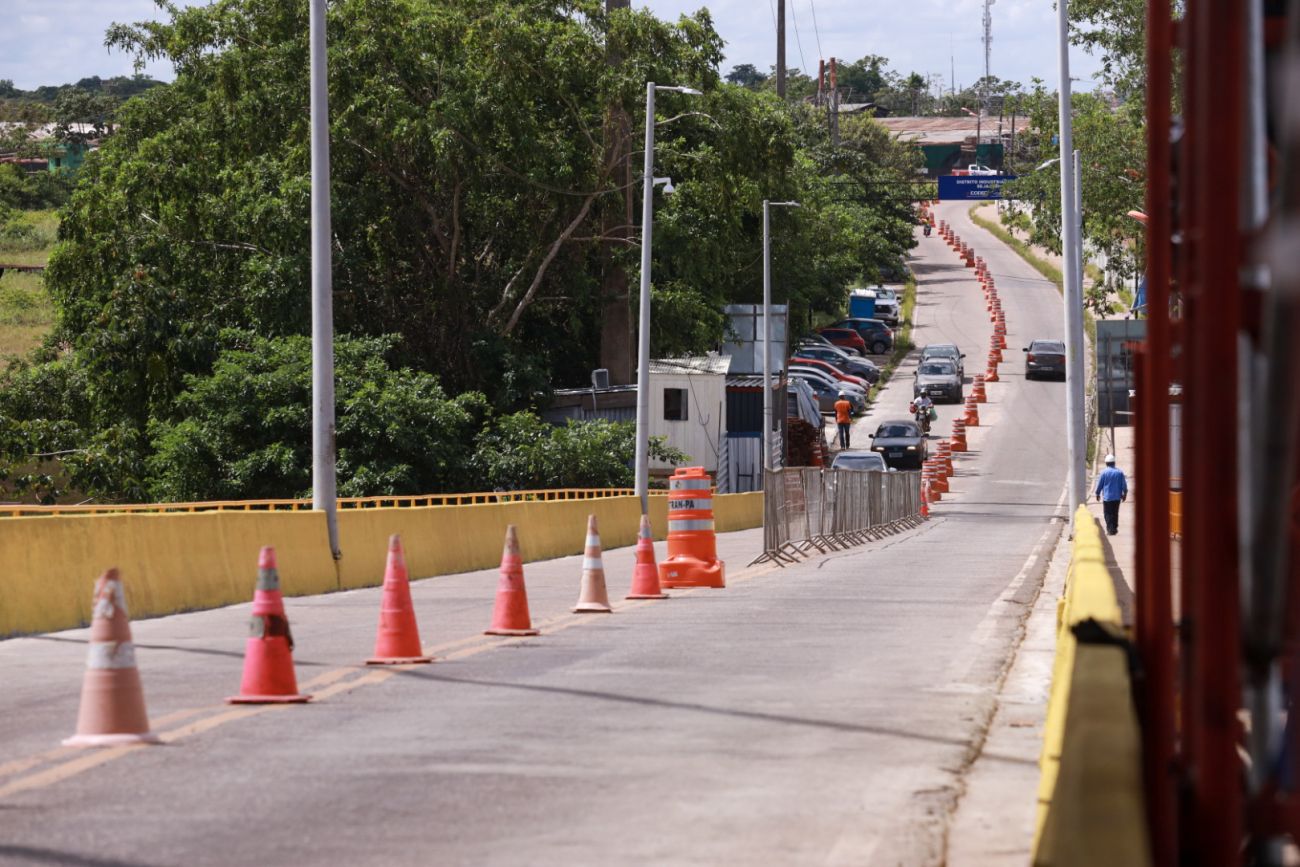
[
  {"xmin": 913, "ymin": 402, "xmax": 933, "ymax": 435},
  {"xmin": 923, "ymin": 223, "xmax": 932, "ymax": 237}
]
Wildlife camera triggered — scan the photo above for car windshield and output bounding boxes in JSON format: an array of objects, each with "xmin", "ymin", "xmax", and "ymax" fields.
[
  {"xmin": 833, "ymin": 454, "xmax": 885, "ymax": 471},
  {"xmin": 1033, "ymin": 342, "xmax": 1065, "ymax": 353},
  {"xmin": 918, "ymin": 362, "xmax": 954, "ymax": 375},
  {"xmin": 876, "ymin": 424, "xmax": 917, "ymax": 438},
  {"xmin": 924, "ymin": 346, "xmax": 958, "ymax": 358}
]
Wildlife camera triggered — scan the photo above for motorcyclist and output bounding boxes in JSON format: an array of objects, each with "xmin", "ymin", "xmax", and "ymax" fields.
[
  {"xmin": 922, "ymin": 221, "xmax": 932, "ymax": 237},
  {"xmin": 910, "ymin": 393, "xmax": 935, "ymax": 434}
]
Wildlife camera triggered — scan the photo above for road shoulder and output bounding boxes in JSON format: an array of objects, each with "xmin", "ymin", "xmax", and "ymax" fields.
[{"xmin": 945, "ymin": 514, "xmax": 1069, "ymax": 865}]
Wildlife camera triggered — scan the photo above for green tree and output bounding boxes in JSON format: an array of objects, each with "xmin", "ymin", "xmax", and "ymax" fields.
[
  {"xmin": 146, "ymin": 332, "xmax": 490, "ymax": 501},
  {"xmin": 725, "ymin": 63, "xmax": 767, "ymax": 89},
  {"xmin": 473, "ymin": 413, "xmax": 685, "ymax": 490}
]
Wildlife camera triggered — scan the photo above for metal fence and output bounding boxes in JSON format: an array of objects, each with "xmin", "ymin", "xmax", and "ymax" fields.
[{"xmin": 752, "ymin": 468, "xmax": 924, "ymax": 565}]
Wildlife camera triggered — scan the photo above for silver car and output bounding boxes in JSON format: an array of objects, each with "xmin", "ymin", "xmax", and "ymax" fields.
[
  {"xmin": 920, "ymin": 343, "xmax": 965, "ymax": 379},
  {"xmin": 913, "ymin": 359, "xmax": 963, "ymax": 403}
]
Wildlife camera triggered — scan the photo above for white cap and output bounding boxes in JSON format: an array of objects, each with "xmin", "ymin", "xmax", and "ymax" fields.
[{"xmin": 1104, "ymin": 454, "xmax": 1116, "ymax": 464}]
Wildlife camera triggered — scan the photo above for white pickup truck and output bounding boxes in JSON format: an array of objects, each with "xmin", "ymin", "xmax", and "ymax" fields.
[{"xmin": 966, "ymin": 164, "xmax": 999, "ymax": 176}]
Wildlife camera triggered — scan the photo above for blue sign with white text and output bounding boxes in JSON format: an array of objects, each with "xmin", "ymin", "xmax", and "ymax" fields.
[{"xmin": 938, "ymin": 175, "xmax": 1017, "ymax": 201}]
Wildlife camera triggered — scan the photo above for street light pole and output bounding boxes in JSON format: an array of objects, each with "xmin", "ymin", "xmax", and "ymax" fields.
[
  {"xmin": 634, "ymin": 82, "xmax": 656, "ymax": 516},
  {"xmin": 309, "ymin": 0, "xmax": 339, "ymax": 557},
  {"xmin": 1057, "ymin": 0, "xmax": 1086, "ymax": 517},
  {"xmin": 634, "ymin": 83, "xmax": 700, "ymax": 516},
  {"xmin": 762, "ymin": 200, "xmax": 800, "ymax": 477}
]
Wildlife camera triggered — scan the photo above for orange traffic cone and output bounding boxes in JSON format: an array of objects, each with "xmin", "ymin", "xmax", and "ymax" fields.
[
  {"xmin": 64, "ymin": 569, "xmax": 160, "ymax": 747},
  {"xmin": 228, "ymin": 547, "xmax": 311, "ymax": 704},
  {"xmin": 920, "ymin": 481, "xmax": 931, "ymax": 517},
  {"xmin": 366, "ymin": 535, "xmax": 433, "ymax": 665},
  {"xmin": 486, "ymin": 526, "xmax": 539, "ymax": 636},
  {"xmin": 627, "ymin": 514, "xmax": 669, "ymax": 600},
  {"xmin": 574, "ymin": 515, "xmax": 613, "ymax": 613}
]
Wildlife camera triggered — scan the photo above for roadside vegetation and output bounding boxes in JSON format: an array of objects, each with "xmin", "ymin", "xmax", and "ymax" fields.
[{"xmin": 0, "ymin": 0, "xmax": 924, "ymax": 504}]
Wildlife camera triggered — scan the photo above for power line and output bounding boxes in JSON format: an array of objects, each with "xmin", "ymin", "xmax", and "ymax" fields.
[
  {"xmin": 808, "ymin": 0, "xmax": 824, "ymax": 62},
  {"xmin": 789, "ymin": 0, "xmax": 809, "ymax": 75}
]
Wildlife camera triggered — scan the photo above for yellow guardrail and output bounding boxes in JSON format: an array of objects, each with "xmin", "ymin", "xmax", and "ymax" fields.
[
  {"xmin": 0, "ymin": 487, "xmax": 667, "ymax": 517},
  {"xmin": 0, "ymin": 492, "xmax": 763, "ymax": 638},
  {"xmin": 1032, "ymin": 505, "xmax": 1150, "ymax": 867}
]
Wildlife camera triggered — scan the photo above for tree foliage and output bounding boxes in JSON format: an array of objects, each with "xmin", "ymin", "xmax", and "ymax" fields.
[{"xmin": 1, "ymin": 0, "xmax": 920, "ymax": 503}]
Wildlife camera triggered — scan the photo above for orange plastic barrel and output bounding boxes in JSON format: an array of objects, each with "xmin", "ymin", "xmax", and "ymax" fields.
[{"xmin": 658, "ymin": 467, "xmax": 726, "ymax": 589}]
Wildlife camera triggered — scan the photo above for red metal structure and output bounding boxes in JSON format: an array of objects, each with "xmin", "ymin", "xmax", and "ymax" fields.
[{"xmin": 1135, "ymin": 0, "xmax": 1299, "ymax": 863}]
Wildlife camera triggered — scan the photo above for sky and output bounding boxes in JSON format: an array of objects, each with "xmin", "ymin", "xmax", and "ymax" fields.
[{"xmin": 0, "ymin": 0, "xmax": 1103, "ymax": 94}]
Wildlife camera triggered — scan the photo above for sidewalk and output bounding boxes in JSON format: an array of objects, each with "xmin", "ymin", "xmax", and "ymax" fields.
[{"xmin": 1088, "ymin": 421, "xmax": 1137, "ymax": 627}]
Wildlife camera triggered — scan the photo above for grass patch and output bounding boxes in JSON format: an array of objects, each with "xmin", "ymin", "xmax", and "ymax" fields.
[{"xmin": 0, "ymin": 209, "xmax": 58, "ymax": 363}]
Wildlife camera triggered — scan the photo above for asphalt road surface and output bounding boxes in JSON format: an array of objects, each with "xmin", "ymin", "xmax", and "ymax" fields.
[{"xmin": 0, "ymin": 202, "xmax": 1068, "ymax": 867}]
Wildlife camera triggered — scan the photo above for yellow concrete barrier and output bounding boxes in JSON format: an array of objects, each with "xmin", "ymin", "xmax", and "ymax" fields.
[
  {"xmin": 0, "ymin": 492, "xmax": 762, "ymax": 637},
  {"xmin": 1032, "ymin": 505, "xmax": 1150, "ymax": 866}
]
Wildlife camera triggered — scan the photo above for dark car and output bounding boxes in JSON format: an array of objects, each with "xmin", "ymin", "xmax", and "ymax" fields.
[
  {"xmin": 830, "ymin": 318, "xmax": 895, "ymax": 355},
  {"xmin": 817, "ymin": 327, "xmax": 868, "ymax": 356},
  {"xmin": 794, "ymin": 374, "xmax": 866, "ymax": 414},
  {"xmin": 870, "ymin": 419, "xmax": 928, "ymax": 470},
  {"xmin": 913, "ymin": 359, "xmax": 963, "ymax": 402},
  {"xmin": 1025, "ymin": 339, "xmax": 1067, "ymax": 380},
  {"xmin": 792, "ymin": 345, "xmax": 880, "ymax": 381},
  {"xmin": 920, "ymin": 343, "xmax": 965, "ymax": 379}
]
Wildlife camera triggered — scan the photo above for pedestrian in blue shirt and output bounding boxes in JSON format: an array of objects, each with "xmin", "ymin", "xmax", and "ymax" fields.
[{"xmin": 1094, "ymin": 454, "xmax": 1129, "ymax": 535}]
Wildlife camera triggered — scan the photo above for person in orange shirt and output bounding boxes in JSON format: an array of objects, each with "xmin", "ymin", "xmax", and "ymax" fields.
[{"xmin": 834, "ymin": 392, "xmax": 854, "ymax": 449}]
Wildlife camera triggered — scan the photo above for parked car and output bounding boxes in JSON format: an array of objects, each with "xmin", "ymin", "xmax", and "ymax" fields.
[
  {"xmin": 788, "ymin": 367, "xmax": 867, "ymax": 401},
  {"xmin": 870, "ymin": 420, "xmax": 928, "ymax": 470},
  {"xmin": 791, "ymin": 345, "xmax": 880, "ymax": 381},
  {"xmin": 830, "ymin": 450, "xmax": 889, "ymax": 472},
  {"xmin": 913, "ymin": 359, "xmax": 964, "ymax": 403},
  {"xmin": 920, "ymin": 343, "xmax": 965, "ymax": 379},
  {"xmin": 795, "ymin": 374, "xmax": 866, "ymax": 414},
  {"xmin": 829, "ymin": 318, "xmax": 895, "ymax": 355},
  {"xmin": 816, "ymin": 327, "xmax": 868, "ymax": 356},
  {"xmin": 791, "ymin": 355, "xmax": 877, "ymax": 385},
  {"xmin": 1024, "ymin": 339, "xmax": 1067, "ymax": 380},
  {"xmin": 788, "ymin": 359, "xmax": 870, "ymax": 390},
  {"xmin": 799, "ymin": 332, "xmax": 835, "ymax": 348}
]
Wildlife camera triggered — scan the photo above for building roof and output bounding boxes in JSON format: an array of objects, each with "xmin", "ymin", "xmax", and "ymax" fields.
[
  {"xmin": 874, "ymin": 115, "xmax": 1031, "ymax": 145},
  {"xmin": 647, "ymin": 356, "xmax": 732, "ymax": 376}
]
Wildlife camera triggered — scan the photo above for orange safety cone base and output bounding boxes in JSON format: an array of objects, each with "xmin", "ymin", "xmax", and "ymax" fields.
[
  {"xmin": 366, "ymin": 654, "xmax": 434, "ymax": 665},
  {"xmin": 659, "ymin": 558, "xmax": 726, "ymax": 589},
  {"xmin": 627, "ymin": 590, "xmax": 670, "ymax": 600},
  {"xmin": 485, "ymin": 626, "xmax": 540, "ymax": 636},
  {"xmin": 573, "ymin": 603, "xmax": 613, "ymax": 614}
]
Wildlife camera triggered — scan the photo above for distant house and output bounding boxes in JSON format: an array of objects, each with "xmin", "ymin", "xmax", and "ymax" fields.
[
  {"xmin": 873, "ymin": 116, "xmax": 1031, "ymax": 177},
  {"xmin": 0, "ymin": 122, "xmax": 99, "ymax": 173},
  {"xmin": 544, "ymin": 355, "xmax": 732, "ymax": 481}
]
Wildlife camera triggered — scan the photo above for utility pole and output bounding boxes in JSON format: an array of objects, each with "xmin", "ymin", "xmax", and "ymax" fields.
[
  {"xmin": 1057, "ymin": 0, "xmax": 1087, "ymax": 517},
  {"xmin": 600, "ymin": 0, "xmax": 633, "ymax": 384},
  {"xmin": 309, "ymin": 0, "xmax": 339, "ymax": 558},
  {"xmin": 776, "ymin": 0, "xmax": 787, "ymax": 98}
]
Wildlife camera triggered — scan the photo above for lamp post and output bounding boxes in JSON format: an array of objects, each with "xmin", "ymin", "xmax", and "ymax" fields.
[
  {"xmin": 309, "ymin": 0, "xmax": 339, "ymax": 558},
  {"xmin": 634, "ymin": 82, "xmax": 700, "ymax": 516},
  {"xmin": 762, "ymin": 199, "xmax": 800, "ymax": 478}
]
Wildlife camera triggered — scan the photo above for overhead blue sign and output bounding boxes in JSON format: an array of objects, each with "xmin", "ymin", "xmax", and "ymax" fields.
[{"xmin": 938, "ymin": 175, "xmax": 1017, "ymax": 201}]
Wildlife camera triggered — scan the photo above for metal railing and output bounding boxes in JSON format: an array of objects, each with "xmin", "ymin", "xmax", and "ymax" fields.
[
  {"xmin": 752, "ymin": 467, "xmax": 923, "ymax": 565},
  {"xmin": 0, "ymin": 487, "xmax": 673, "ymax": 518}
]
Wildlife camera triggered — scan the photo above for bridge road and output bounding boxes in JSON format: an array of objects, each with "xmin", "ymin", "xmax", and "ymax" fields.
[{"xmin": 0, "ymin": 201, "xmax": 1068, "ymax": 866}]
